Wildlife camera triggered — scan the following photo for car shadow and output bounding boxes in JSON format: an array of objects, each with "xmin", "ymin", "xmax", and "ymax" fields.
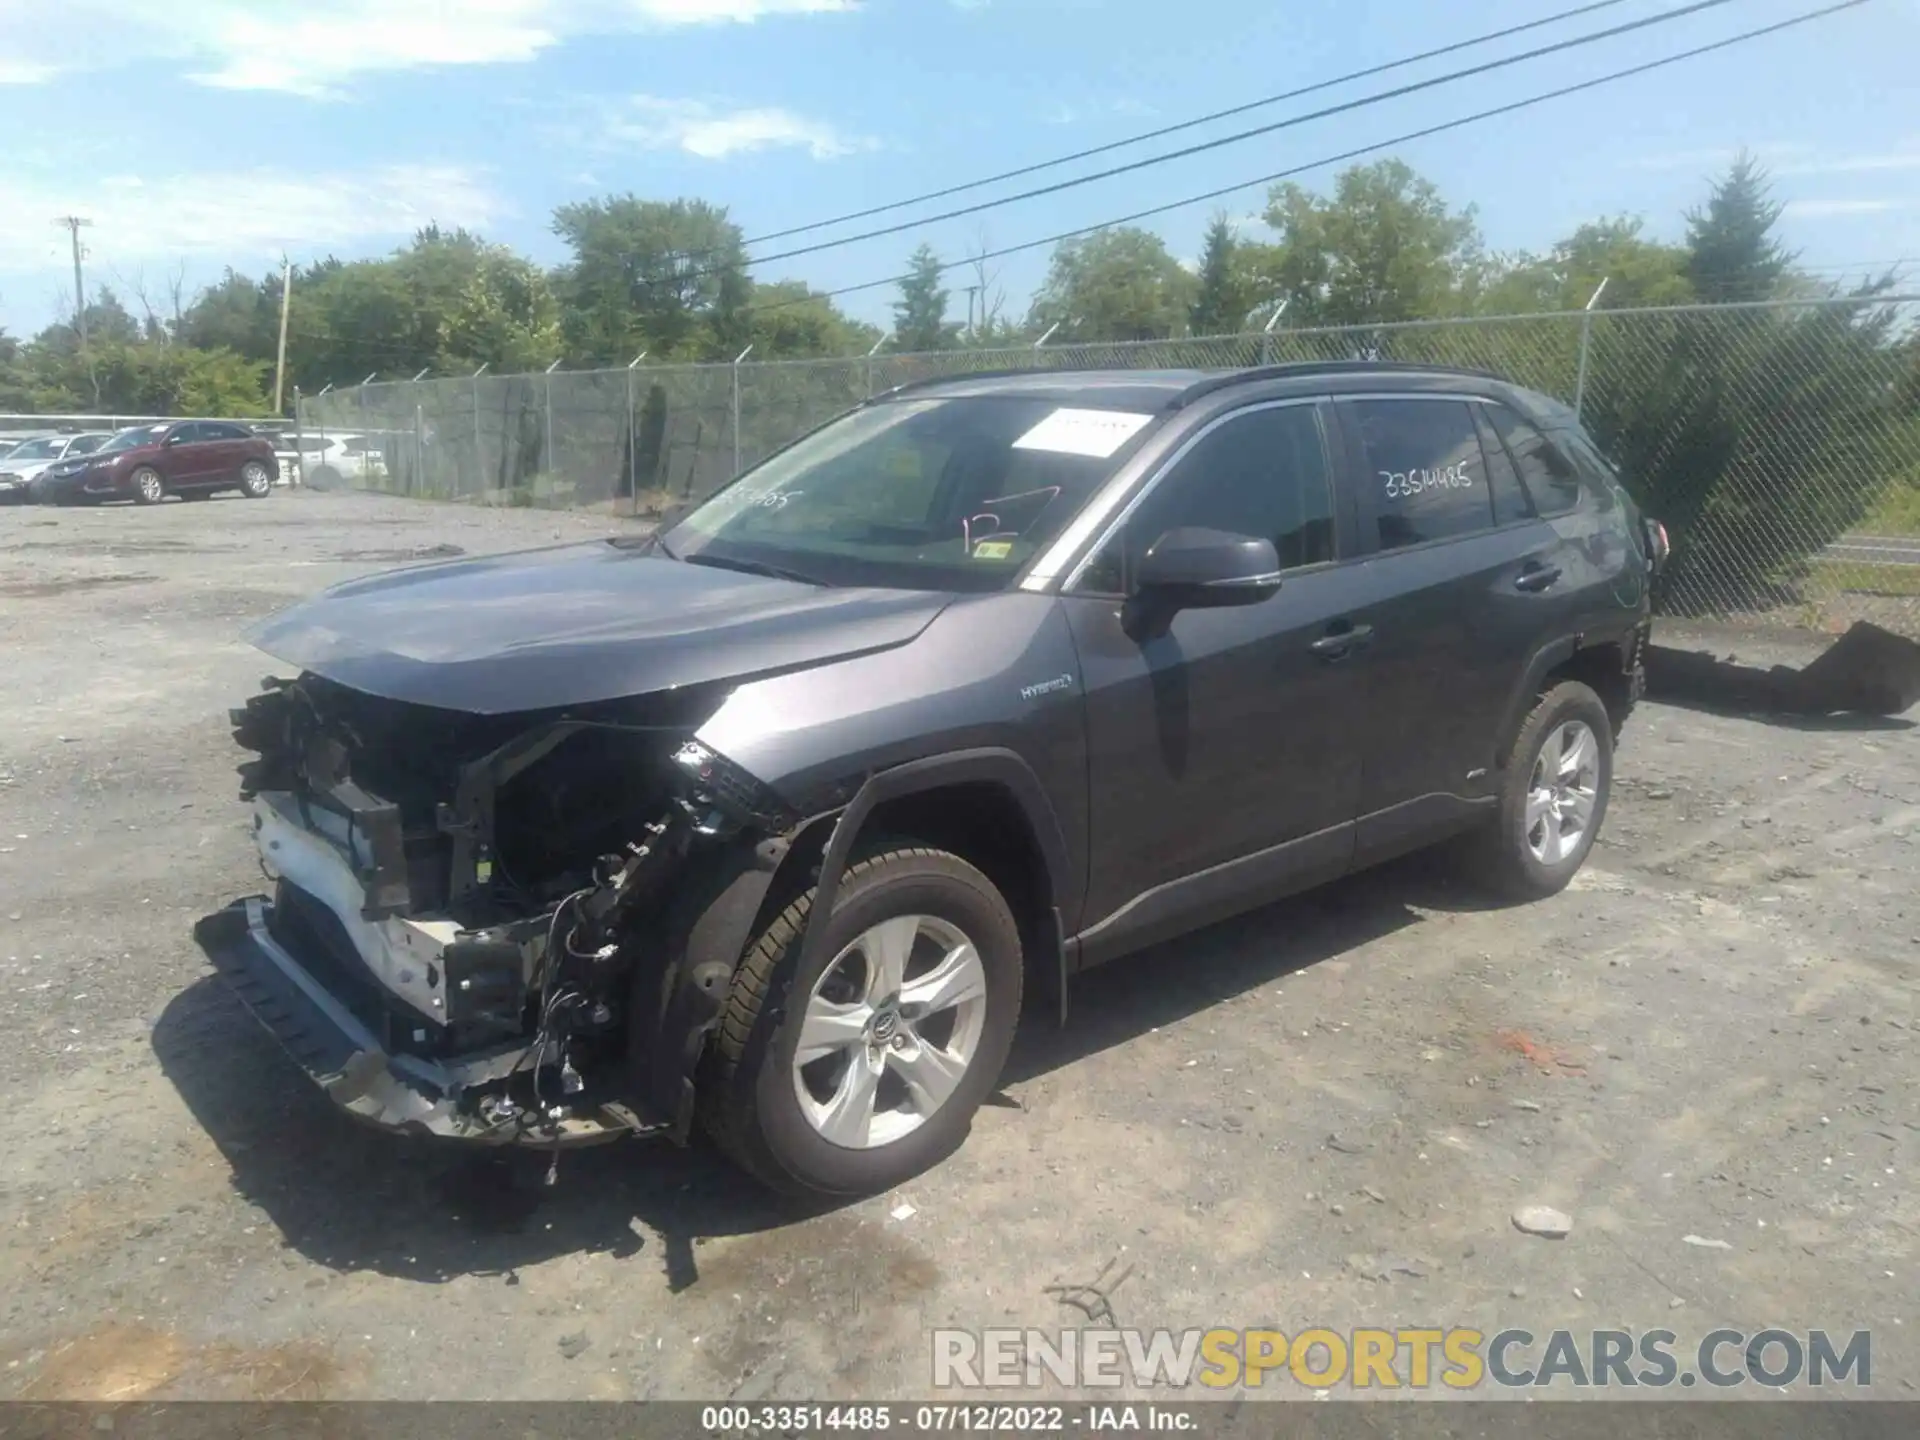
[
  {"xmin": 157, "ymin": 849, "xmax": 1489, "ymax": 1293},
  {"xmin": 152, "ymin": 977, "xmax": 821, "ymax": 1294},
  {"xmin": 1648, "ymin": 694, "xmax": 1914, "ymax": 733}
]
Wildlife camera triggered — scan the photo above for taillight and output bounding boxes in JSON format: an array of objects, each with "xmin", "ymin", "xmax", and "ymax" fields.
[{"xmin": 1646, "ymin": 519, "xmax": 1670, "ymax": 569}]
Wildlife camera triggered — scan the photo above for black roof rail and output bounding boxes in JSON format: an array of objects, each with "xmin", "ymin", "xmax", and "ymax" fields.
[
  {"xmin": 866, "ymin": 357, "xmax": 1515, "ymax": 408},
  {"xmin": 1172, "ymin": 358, "xmax": 1512, "ymax": 406},
  {"xmin": 866, "ymin": 364, "xmax": 1194, "ymax": 406}
]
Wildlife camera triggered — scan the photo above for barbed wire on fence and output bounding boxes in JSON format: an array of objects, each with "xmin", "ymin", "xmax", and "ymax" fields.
[{"xmin": 301, "ymin": 294, "xmax": 1920, "ymax": 638}]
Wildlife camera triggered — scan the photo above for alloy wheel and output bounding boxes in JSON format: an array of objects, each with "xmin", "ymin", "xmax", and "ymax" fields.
[
  {"xmin": 1525, "ymin": 719, "xmax": 1600, "ymax": 865},
  {"xmin": 791, "ymin": 913, "xmax": 989, "ymax": 1149}
]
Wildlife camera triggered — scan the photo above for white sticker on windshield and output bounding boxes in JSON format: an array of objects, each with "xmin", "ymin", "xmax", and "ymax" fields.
[{"xmin": 1011, "ymin": 407, "xmax": 1153, "ymax": 460}]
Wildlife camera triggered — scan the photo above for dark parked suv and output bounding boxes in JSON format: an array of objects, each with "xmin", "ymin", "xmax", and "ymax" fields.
[
  {"xmin": 197, "ymin": 362, "xmax": 1660, "ymax": 1198},
  {"xmin": 33, "ymin": 420, "xmax": 278, "ymax": 505}
]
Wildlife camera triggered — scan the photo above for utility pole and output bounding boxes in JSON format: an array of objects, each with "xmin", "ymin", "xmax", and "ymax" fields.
[
  {"xmin": 54, "ymin": 216, "xmax": 94, "ymax": 347},
  {"xmin": 272, "ymin": 255, "xmax": 293, "ymax": 414}
]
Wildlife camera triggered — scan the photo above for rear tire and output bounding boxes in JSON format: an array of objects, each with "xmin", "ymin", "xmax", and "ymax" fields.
[
  {"xmin": 1463, "ymin": 680, "xmax": 1613, "ymax": 901},
  {"xmin": 701, "ymin": 845, "xmax": 1023, "ymax": 1199},
  {"xmin": 131, "ymin": 467, "xmax": 165, "ymax": 505},
  {"xmin": 240, "ymin": 461, "xmax": 273, "ymax": 498}
]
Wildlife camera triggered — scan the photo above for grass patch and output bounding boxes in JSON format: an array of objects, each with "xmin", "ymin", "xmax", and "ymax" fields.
[
  {"xmin": 1859, "ymin": 483, "xmax": 1920, "ymax": 538},
  {"xmin": 1810, "ymin": 558, "xmax": 1920, "ymax": 597}
]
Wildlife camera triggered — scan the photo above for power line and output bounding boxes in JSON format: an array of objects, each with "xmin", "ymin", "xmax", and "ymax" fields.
[
  {"xmin": 743, "ymin": 0, "xmax": 1643, "ymax": 248},
  {"xmin": 744, "ymin": 0, "xmax": 1870, "ymax": 320},
  {"xmin": 736, "ymin": 0, "xmax": 1747, "ymax": 274}
]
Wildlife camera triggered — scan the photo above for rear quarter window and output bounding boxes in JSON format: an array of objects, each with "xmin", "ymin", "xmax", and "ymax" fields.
[{"xmin": 1485, "ymin": 404, "xmax": 1584, "ymax": 518}]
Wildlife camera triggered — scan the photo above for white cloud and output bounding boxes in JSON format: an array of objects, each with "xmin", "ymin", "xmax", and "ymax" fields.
[
  {"xmin": 0, "ymin": 0, "xmax": 859, "ymax": 96},
  {"xmin": 0, "ymin": 163, "xmax": 505, "ymax": 270},
  {"xmin": 581, "ymin": 95, "xmax": 872, "ymax": 159},
  {"xmin": 1780, "ymin": 198, "xmax": 1906, "ymax": 219},
  {"xmin": 1622, "ymin": 142, "xmax": 1816, "ymax": 173},
  {"xmin": 1777, "ymin": 151, "xmax": 1920, "ymax": 176}
]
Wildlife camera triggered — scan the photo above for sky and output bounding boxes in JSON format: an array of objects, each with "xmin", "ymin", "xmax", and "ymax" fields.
[{"xmin": 1, "ymin": 0, "xmax": 1916, "ymax": 353}]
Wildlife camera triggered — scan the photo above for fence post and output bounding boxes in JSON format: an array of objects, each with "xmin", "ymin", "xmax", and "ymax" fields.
[
  {"xmin": 1573, "ymin": 277, "xmax": 1610, "ymax": 420},
  {"xmin": 291, "ymin": 387, "xmax": 304, "ymax": 489},
  {"xmin": 1260, "ymin": 298, "xmax": 1290, "ymax": 366},
  {"xmin": 1032, "ymin": 323, "xmax": 1061, "ymax": 369},
  {"xmin": 544, "ymin": 359, "xmax": 562, "ymax": 482},
  {"xmin": 865, "ymin": 336, "xmax": 887, "ymax": 398},
  {"xmin": 414, "ymin": 402, "xmax": 425, "ymax": 497},
  {"xmin": 731, "ymin": 344, "xmax": 754, "ymax": 477},
  {"xmin": 626, "ymin": 351, "xmax": 647, "ymax": 512},
  {"xmin": 470, "ymin": 364, "xmax": 487, "ymax": 498}
]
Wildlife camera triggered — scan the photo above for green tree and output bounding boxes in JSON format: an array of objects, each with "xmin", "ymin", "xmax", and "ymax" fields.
[
  {"xmin": 1262, "ymin": 159, "xmax": 1486, "ymax": 325},
  {"xmin": 1684, "ymin": 152, "xmax": 1794, "ymax": 304},
  {"xmin": 751, "ymin": 281, "xmax": 880, "ymax": 358},
  {"xmin": 1187, "ymin": 214, "xmax": 1243, "ymax": 335},
  {"xmin": 26, "ymin": 340, "xmax": 268, "ymax": 414},
  {"xmin": 551, "ymin": 196, "xmax": 751, "ymax": 362},
  {"xmin": 1028, "ymin": 227, "xmax": 1195, "ymax": 342},
  {"xmin": 178, "ymin": 269, "xmax": 280, "ymax": 360},
  {"xmin": 1575, "ymin": 160, "xmax": 1911, "ymax": 608},
  {"xmin": 892, "ymin": 244, "xmax": 956, "ymax": 352},
  {"xmin": 35, "ymin": 286, "xmax": 143, "ymax": 355},
  {"xmin": 1479, "ymin": 217, "xmax": 1694, "ymax": 314},
  {"xmin": 438, "ymin": 245, "xmax": 563, "ymax": 373}
]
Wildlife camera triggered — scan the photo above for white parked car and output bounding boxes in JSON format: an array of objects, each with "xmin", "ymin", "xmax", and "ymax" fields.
[
  {"xmin": 276, "ymin": 433, "xmax": 388, "ymax": 489},
  {"xmin": 0, "ymin": 431, "xmax": 114, "ymax": 502}
]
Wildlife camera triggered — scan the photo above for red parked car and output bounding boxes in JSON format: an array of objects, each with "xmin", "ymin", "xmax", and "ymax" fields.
[{"xmin": 30, "ymin": 420, "xmax": 279, "ymax": 505}]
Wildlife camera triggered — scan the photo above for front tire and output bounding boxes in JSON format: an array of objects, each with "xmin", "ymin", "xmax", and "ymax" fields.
[
  {"xmin": 240, "ymin": 461, "xmax": 273, "ymax": 498},
  {"xmin": 1465, "ymin": 680, "xmax": 1613, "ymax": 901},
  {"xmin": 702, "ymin": 845, "xmax": 1023, "ymax": 1198},
  {"xmin": 131, "ymin": 467, "xmax": 165, "ymax": 505}
]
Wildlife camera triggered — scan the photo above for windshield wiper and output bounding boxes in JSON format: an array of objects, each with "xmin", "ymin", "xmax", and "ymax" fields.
[{"xmin": 682, "ymin": 553, "xmax": 828, "ymax": 587}]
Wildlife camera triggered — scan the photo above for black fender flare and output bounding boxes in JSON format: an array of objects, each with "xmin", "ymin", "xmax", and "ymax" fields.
[
  {"xmin": 646, "ymin": 748, "xmax": 1076, "ymax": 1139},
  {"xmin": 1492, "ymin": 636, "xmax": 1580, "ymax": 771},
  {"xmin": 795, "ymin": 746, "xmax": 1075, "ymax": 1025}
]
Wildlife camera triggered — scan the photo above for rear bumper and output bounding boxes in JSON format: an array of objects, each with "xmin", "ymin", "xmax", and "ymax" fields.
[{"xmin": 194, "ymin": 898, "xmax": 650, "ymax": 1147}]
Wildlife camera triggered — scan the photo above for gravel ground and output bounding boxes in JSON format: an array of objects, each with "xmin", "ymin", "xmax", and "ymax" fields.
[{"xmin": 0, "ymin": 490, "xmax": 1915, "ymax": 1405}]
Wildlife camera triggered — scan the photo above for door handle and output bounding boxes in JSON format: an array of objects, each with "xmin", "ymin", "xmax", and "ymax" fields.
[
  {"xmin": 1514, "ymin": 564, "xmax": 1562, "ymax": 593},
  {"xmin": 1310, "ymin": 622, "xmax": 1374, "ymax": 659}
]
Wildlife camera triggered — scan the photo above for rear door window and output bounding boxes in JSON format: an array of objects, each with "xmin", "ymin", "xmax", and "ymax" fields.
[
  {"xmin": 1485, "ymin": 404, "xmax": 1584, "ymax": 517},
  {"xmin": 1345, "ymin": 398, "xmax": 1495, "ymax": 551}
]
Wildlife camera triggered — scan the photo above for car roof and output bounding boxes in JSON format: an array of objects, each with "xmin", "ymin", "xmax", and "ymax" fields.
[{"xmin": 880, "ymin": 360, "xmax": 1555, "ymax": 417}]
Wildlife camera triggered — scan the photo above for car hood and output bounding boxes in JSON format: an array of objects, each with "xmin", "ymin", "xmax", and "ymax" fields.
[{"xmin": 245, "ymin": 538, "xmax": 956, "ymax": 714}]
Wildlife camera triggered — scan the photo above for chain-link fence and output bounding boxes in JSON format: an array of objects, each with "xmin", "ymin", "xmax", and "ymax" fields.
[{"xmin": 300, "ymin": 295, "xmax": 1920, "ymax": 636}]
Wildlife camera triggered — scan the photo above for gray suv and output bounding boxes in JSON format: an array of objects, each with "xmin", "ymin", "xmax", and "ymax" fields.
[{"xmin": 197, "ymin": 362, "xmax": 1660, "ymax": 1199}]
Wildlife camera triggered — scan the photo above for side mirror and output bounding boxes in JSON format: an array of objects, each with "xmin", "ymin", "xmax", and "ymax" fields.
[
  {"xmin": 1135, "ymin": 527, "xmax": 1281, "ymax": 604},
  {"xmin": 1125, "ymin": 527, "xmax": 1281, "ymax": 638}
]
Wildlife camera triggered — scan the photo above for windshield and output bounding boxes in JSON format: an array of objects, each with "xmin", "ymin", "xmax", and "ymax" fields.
[
  {"xmin": 67, "ymin": 434, "xmax": 109, "ymax": 455},
  {"xmin": 662, "ymin": 395, "xmax": 1161, "ymax": 592},
  {"xmin": 97, "ymin": 425, "xmax": 168, "ymax": 454},
  {"xmin": 6, "ymin": 437, "xmax": 63, "ymax": 460}
]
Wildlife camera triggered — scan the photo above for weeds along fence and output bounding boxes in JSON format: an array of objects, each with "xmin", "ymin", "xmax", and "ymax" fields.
[{"xmin": 300, "ymin": 295, "xmax": 1920, "ymax": 636}]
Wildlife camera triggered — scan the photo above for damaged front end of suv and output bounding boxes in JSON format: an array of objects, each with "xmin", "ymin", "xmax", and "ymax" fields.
[{"xmin": 197, "ymin": 664, "xmax": 807, "ymax": 1149}]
